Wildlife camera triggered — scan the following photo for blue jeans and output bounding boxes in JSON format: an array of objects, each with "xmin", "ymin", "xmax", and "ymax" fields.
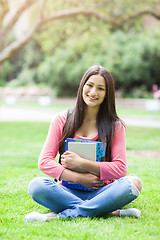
[{"xmin": 28, "ymin": 175, "xmax": 141, "ymax": 219}]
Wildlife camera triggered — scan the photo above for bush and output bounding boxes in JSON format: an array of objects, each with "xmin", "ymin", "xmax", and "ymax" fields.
[
  {"xmin": 122, "ymin": 86, "xmax": 151, "ymax": 98},
  {"xmin": 0, "ymin": 40, "xmax": 44, "ymax": 87},
  {"xmin": 0, "ymin": 61, "xmax": 13, "ymax": 86},
  {"xmin": 2, "ymin": 30, "xmax": 160, "ymax": 97},
  {"xmin": 37, "ymin": 32, "xmax": 109, "ymax": 96},
  {"xmin": 36, "ymin": 30, "xmax": 160, "ymax": 97},
  {"xmin": 110, "ymin": 30, "xmax": 160, "ymax": 91}
]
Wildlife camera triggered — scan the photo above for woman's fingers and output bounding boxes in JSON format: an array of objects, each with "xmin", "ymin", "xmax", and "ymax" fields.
[{"xmin": 62, "ymin": 151, "xmax": 72, "ymax": 156}]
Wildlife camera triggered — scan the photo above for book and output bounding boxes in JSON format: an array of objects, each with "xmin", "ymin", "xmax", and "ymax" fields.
[
  {"xmin": 62, "ymin": 138, "xmax": 106, "ymax": 191},
  {"xmin": 68, "ymin": 142, "xmax": 96, "ymax": 173}
]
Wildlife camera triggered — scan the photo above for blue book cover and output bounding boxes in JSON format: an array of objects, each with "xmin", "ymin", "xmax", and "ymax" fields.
[{"xmin": 62, "ymin": 138, "xmax": 106, "ymax": 191}]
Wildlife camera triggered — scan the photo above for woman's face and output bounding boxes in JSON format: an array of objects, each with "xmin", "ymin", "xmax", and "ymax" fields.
[{"xmin": 82, "ymin": 74, "xmax": 106, "ymax": 109}]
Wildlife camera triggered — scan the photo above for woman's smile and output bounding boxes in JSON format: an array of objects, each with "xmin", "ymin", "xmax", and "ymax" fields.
[{"xmin": 87, "ymin": 95, "xmax": 99, "ymax": 100}]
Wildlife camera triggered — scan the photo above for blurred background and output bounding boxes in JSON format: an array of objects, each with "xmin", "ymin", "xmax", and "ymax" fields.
[{"xmin": 0, "ymin": 0, "xmax": 160, "ymax": 122}]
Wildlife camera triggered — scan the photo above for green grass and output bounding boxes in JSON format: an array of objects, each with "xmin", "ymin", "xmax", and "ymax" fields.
[
  {"xmin": 117, "ymin": 108, "xmax": 160, "ymax": 117},
  {"xmin": 0, "ymin": 122, "xmax": 160, "ymax": 240},
  {"xmin": 126, "ymin": 126, "xmax": 160, "ymax": 150}
]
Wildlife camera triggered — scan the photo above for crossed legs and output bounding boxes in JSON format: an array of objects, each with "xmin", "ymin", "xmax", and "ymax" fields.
[{"xmin": 24, "ymin": 175, "xmax": 142, "ymax": 221}]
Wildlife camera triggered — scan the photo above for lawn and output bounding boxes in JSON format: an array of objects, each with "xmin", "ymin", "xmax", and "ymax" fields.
[{"xmin": 0, "ymin": 122, "xmax": 160, "ymax": 240}]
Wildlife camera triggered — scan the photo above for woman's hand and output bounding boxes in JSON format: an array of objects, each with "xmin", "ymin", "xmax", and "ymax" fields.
[
  {"xmin": 61, "ymin": 151, "xmax": 84, "ymax": 171},
  {"xmin": 78, "ymin": 173, "xmax": 104, "ymax": 190},
  {"xmin": 60, "ymin": 169, "xmax": 104, "ymax": 190}
]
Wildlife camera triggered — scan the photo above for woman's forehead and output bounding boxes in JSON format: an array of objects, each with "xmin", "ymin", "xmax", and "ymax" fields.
[{"xmin": 86, "ymin": 75, "xmax": 106, "ymax": 86}]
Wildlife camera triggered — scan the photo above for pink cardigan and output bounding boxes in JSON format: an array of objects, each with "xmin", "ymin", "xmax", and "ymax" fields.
[{"xmin": 38, "ymin": 110, "xmax": 127, "ymax": 185}]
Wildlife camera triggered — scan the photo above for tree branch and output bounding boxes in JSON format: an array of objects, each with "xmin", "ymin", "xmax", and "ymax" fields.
[
  {"xmin": 0, "ymin": 7, "xmax": 160, "ymax": 64},
  {"xmin": 0, "ymin": 0, "xmax": 37, "ymax": 36},
  {"xmin": 0, "ymin": 19, "xmax": 41, "ymax": 63},
  {"xmin": 39, "ymin": 8, "xmax": 160, "ymax": 27},
  {"xmin": 119, "ymin": 9, "xmax": 160, "ymax": 24},
  {"xmin": 41, "ymin": 8, "xmax": 120, "ymax": 27},
  {"xmin": 38, "ymin": 0, "xmax": 46, "ymax": 21},
  {"xmin": 0, "ymin": 0, "xmax": 9, "ymax": 28}
]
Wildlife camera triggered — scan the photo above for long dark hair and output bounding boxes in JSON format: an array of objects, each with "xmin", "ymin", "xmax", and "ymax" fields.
[{"xmin": 59, "ymin": 64, "xmax": 124, "ymax": 161}]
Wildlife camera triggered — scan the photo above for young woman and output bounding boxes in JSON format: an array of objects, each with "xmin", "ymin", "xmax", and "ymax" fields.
[{"xmin": 24, "ymin": 65, "xmax": 142, "ymax": 222}]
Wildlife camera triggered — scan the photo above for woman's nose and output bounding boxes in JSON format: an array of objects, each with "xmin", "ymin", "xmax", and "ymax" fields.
[{"xmin": 90, "ymin": 87, "xmax": 97, "ymax": 95}]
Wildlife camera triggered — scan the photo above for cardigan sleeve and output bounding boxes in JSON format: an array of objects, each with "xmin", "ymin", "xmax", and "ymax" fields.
[
  {"xmin": 99, "ymin": 122, "xmax": 127, "ymax": 181},
  {"xmin": 38, "ymin": 110, "xmax": 68, "ymax": 180}
]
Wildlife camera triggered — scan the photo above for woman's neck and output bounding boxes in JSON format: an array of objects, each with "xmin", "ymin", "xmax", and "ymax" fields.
[
  {"xmin": 84, "ymin": 106, "xmax": 99, "ymax": 121},
  {"xmin": 75, "ymin": 106, "xmax": 99, "ymax": 138}
]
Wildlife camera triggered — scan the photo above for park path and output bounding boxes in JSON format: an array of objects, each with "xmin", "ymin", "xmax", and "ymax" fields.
[{"xmin": 0, "ymin": 105, "xmax": 160, "ymax": 128}]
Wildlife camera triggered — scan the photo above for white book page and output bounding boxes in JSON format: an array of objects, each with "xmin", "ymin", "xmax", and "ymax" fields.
[{"xmin": 68, "ymin": 142, "xmax": 96, "ymax": 173}]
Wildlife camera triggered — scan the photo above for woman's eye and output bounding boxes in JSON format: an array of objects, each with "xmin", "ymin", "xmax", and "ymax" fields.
[{"xmin": 86, "ymin": 84, "xmax": 92, "ymax": 87}]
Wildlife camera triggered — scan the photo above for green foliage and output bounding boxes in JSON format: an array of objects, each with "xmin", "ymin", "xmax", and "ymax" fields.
[
  {"xmin": 1, "ymin": 24, "xmax": 160, "ymax": 97},
  {"xmin": 0, "ymin": 61, "xmax": 13, "ymax": 86},
  {"xmin": 3, "ymin": 40, "xmax": 45, "ymax": 87},
  {"xmin": 0, "ymin": 47, "xmax": 26, "ymax": 85},
  {"xmin": 36, "ymin": 29, "xmax": 160, "ymax": 97},
  {"xmin": 36, "ymin": 30, "xmax": 108, "ymax": 96},
  {"xmin": 108, "ymin": 30, "xmax": 160, "ymax": 89}
]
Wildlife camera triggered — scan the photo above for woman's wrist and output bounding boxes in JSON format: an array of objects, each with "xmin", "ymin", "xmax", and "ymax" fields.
[
  {"xmin": 76, "ymin": 157, "xmax": 86, "ymax": 172},
  {"xmin": 60, "ymin": 169, "xmax": 81, "ymax": 183},
  {"xmin": 80, "ymin": 159, "xmax": 100, "ymax": 177}
]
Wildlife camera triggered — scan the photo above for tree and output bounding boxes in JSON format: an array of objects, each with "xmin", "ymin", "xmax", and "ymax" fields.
[{"xmin": 0, "ymin": 0, "xmax": 160, "ymax": 65}]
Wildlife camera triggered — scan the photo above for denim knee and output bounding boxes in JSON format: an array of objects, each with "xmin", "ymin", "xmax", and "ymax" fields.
[
  {"xmin": 128, "ymin": 174, "xmax": 142, "ymax": 194},
  {"xmin": 28, "ymin": 177, "xmax": 49, "ymax": 199}
]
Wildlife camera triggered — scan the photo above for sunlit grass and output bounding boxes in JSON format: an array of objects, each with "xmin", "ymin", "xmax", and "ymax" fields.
[{"xmin": 117, "ymin": 108, "xmax": 160, "ymax": 117}]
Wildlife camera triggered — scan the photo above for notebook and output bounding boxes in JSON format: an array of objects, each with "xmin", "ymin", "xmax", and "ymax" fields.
[
  {"xmin": 68, "ymin": 142, "xmax": 97, "ymax": 173},
  {"xmin": 62, "ymin": 138, "xmax": 106, "ymax": 191}
]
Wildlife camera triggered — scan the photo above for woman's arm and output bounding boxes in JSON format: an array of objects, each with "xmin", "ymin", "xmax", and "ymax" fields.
[
  {"xmin": 38, "ymin": 111, "xmax": 67, "ymax": 180},
  {"xmin": 61, "ymin": 151, "xmax": 100, "ymax": 176},
  {"xmin": 99, "ymin": 122, "xmax": 127, "ymax": 180},
  {"xmin": 60, "ymin": 168, "xmax": 104, "ymax": 190}
]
